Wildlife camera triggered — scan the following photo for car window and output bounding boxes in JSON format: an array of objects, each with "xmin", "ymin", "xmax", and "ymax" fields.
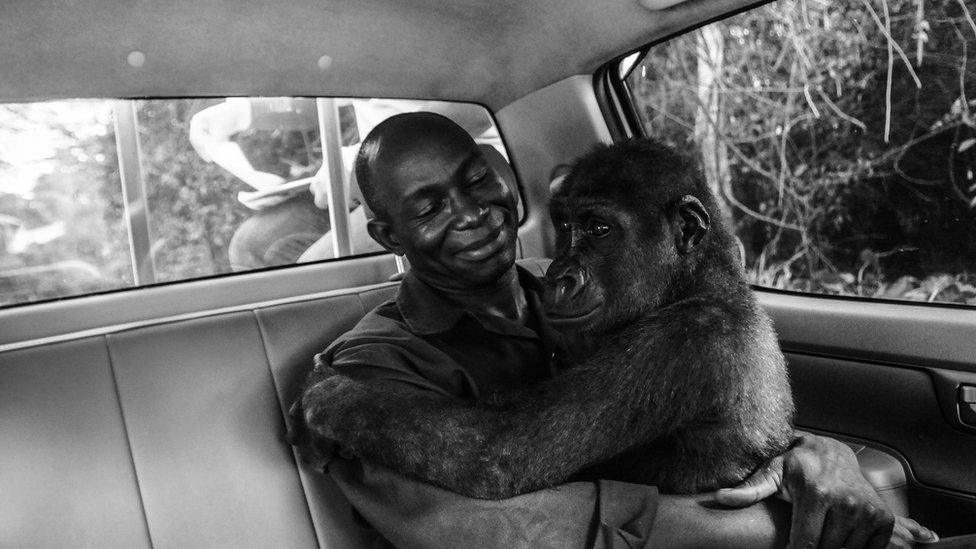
[
  {"xmin": 0, "ymin": 97, "xmax": 510, "ymax": 307},
  {"xmin": 621, "ymin": 0, "xmax": 976, "ymax": 306}
]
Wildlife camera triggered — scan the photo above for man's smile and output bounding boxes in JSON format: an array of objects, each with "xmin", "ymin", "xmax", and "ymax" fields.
[{"xmin": 454, "ymin": 224, "xmax": 508, "ymax": 262}]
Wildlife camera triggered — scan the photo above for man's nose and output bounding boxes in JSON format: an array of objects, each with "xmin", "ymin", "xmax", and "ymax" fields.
[{"xmin": 449, "ymin": 192, "xmax": 489, "ymax": 230}]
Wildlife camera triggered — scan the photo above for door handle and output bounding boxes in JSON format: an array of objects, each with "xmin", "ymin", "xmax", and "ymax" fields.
[
  {"xmin": 960, "ymin": 385, "xmax": 976, "ymax": 428},
  {"xmin": 928, "ymin": 369, "xmax": 976, "ymax": 433}
]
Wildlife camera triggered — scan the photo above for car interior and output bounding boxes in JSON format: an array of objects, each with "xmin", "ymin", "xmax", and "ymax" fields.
[{"xmin": 1, "ymin": 0, "xmax": 975, "ymax": 547}]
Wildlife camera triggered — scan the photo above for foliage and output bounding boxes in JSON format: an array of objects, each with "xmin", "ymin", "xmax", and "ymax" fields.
[
  {"xmin": 629, "ymin": 0, "xmax": 976, "ymax": 305},
  {"xmin": 0, "ymin": 102, "xmax": 130, "ymax": 305},
  {"xmin": 0, "ymin": 98, "xmax": 321, "ymax": 305},
  {"xmin": 137, "ymin": 99, "xmax": 248, "ymax": 282}
]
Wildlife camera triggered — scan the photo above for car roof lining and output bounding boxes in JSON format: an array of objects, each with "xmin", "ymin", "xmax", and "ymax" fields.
[{"xmin": 0, "ymin": 0, "xmax": 755, "ymax": 110}]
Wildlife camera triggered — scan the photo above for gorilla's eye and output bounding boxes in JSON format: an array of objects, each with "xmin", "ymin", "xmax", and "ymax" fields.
[
  {"xmin": 558, "ymin": 221, "xmax": 573, "ymax": 233},
  {"xmin": 588, "ymin": 222, "xmax": 611, "ymax": 238}
]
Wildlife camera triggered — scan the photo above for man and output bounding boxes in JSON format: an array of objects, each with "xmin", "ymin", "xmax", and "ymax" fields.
[
  {"xmin": 293, "ymin": 112, "xmax": 935, "ymax": 548},
  {"xmin": 189, "ymin": 97, "xmax": 332, "ymax": 270}
]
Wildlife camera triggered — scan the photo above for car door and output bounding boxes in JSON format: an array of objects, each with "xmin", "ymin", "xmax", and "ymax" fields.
[{"xmin": 603, "ymin": 0, "xmax": 976, "ymax": 536}]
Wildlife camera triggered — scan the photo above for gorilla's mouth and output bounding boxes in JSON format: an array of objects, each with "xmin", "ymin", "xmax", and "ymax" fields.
[{"xmin": 543, "ymin": 304, "xmax": 602, "ymax": 326}]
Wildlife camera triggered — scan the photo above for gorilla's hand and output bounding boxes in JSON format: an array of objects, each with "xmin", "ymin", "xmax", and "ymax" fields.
[
  {"xmin": 715, "ymin": 433, "xmax": 938, "ymax": 548},
  {"xmin": 287, "ymin": 372, "xmax": 348, "ymax": 472},
  {"xmin": 889, "ymin": 517, "xmax": 939, "ymax": 548}
]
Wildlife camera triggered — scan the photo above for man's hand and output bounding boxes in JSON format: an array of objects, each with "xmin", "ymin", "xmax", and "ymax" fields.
[{"xmin": 715, "ymin": 433, "xmax": 938, "ymax": 548}]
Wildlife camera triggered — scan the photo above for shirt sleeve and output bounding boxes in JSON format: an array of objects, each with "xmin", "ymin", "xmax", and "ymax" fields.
[
  {"xmin": 315, "ymin": 320, "xmax": 473, "ymax": 398},
  {"xmin": 322, "ymin": 339, "xmax": 457, "ymax": 397},
  {"xmin": 329, "ymin": 458, "xmax": 659, "ymax": 549}
]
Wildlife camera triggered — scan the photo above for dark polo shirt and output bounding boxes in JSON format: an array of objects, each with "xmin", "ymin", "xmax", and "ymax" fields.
[
  {"xmin": 318, "ymin": 266, "xmax": 659, "ymax": 548},
  {"xmin": 318, "ymin": 265, "xmax": 562, "ymax": 400}
]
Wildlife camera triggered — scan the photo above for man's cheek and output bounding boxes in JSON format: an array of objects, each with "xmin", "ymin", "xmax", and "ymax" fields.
[
  {"xmin": 412, "ymin": 218, "xmax": 452, "ymax": 255},
  {"xmin": 484, "ymin": 184, "xmax": 516, "ymax": 212}
]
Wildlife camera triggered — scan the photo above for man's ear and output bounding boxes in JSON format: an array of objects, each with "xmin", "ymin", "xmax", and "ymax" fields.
[
  {"xmin": 672, "ymin": 195, "xmax": 710, "ymax": 255},
  {"xmin": 366, "ymin": 219, "xmax": 405, "ymax": 256}
]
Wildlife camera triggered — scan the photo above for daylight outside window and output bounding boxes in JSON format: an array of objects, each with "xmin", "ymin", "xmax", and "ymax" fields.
[
  {"xmin": 625, "ymin": 0, "xmax": 976, "ymax": 306},
  {"xmin": 0, "ymin": 98, "xmax": 506, "ymax": 307}
]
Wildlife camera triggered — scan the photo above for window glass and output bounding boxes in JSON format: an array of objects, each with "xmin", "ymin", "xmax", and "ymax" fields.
[
  {"xmin": 0, "ymin": 98, "xmax": 509, "ymax": 307},
  {"xmin": 624, "ymin": 0, "xmax": 976, "ymax": 305}
]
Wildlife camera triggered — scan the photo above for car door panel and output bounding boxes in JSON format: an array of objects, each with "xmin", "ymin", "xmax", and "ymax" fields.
[
  {"xmin": 788, "ymin": 355, "xmax": 976, "ymax": 493},
  {"xmin": 761, "ymin": 290, "xmax": 976, "ymax": 535}
]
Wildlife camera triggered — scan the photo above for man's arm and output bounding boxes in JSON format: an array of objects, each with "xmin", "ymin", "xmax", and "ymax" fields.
[
  {"xmin": 298, "ymin": 357, "xmax": 933, "ymax": 548},
  {"xmin": 650, "ymin": 493, "xmax": 790, "ymax": 548},
  {"xmin": 188, "ymin": 99, "xmax": 286, "ymax": 192},
  {"xmin": 293, "ymin": 343, "xmax": 792, "ymax": 549},
  {"xmin": 304, "ymin": 384, "xmax": 930, "ymax": 549},
  {"xmin": 326, "ymin": 457, "xmax": 790, "ymax": 549},
  {"xmin": 299, "ymin": 315, "xmax": 735, "ymax": 499}
]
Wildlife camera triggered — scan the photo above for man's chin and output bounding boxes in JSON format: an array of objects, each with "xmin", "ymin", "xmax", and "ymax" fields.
[
  {"xmin": 452, "ymin": 249, "xmax": 516, "ymax": 284},
  {"xmin": 468, "ymin": 251, "xmax": 516, "ymax": 277}
]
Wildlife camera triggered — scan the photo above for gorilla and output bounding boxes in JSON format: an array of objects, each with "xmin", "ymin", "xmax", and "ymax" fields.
[{"xmin": 294, "ymin": 137, "xmax": 795, "ymax": 498}]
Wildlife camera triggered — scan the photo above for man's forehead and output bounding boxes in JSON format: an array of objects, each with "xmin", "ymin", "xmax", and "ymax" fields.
[
  {"xmin": 378, "ymin": 128, "xmax": 473, "ymax": 161},
  {"xmin": 375, "ymin": 135, "xmax": 479, "ymax": 184}
]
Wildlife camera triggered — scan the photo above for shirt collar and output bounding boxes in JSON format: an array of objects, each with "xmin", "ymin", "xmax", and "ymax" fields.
[{"xmin": 396, "ymin": 265, "xmax": 546, "ymax": 336}]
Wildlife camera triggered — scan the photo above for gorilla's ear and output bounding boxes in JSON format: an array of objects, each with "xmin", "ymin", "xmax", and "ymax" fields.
[{"xmin": 672, "ymin": 195, "xmax": 710, "ymax": 255}]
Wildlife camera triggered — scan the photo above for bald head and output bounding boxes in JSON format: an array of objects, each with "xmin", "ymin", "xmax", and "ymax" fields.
[
  {"xmin": 355, "ymin": 110, "xmax": 519, "ymax": 291},
  {"xmin": 355, "ymin": 112, "xmax": 476, "ymax": 221}
]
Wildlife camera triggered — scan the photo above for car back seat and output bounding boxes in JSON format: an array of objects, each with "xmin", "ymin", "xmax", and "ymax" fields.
[
  {"xmin": 0, "ymin": 257, "xmax": 550, "ymax": 549},
  {"xmin": 0, "ymin": 257, "xmax": 910, "ymax": 548},
  {"xmin": 0, "ymin": 279, "xmax": 401, "ymax": 548}
]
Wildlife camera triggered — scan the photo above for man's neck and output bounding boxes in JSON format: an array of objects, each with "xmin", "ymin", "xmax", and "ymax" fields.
[{"xmin": 433, "ymin": 266, "xmax": 528, "ymax": 324}]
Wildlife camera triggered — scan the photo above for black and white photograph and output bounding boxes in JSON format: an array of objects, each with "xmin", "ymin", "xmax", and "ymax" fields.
[{"xmin": 1, "ymin": 0, "xmax": 975, "ymax": 547}]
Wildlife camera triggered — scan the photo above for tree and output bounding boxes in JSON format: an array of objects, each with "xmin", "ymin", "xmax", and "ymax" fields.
[{"xmin": 628, "ymin": 0, "xmax": 976, "ymax": 304}]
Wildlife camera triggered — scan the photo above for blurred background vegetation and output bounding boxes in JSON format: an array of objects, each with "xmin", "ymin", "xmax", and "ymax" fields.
[
  {"xmin": 0, "ymin": 100, "xmax": 314, "ymax": 305},
  {"xmin": 0, "ymin": 102, "xmax": 131, "ymax": 304},
  {"xmin": 139, "ymin": 99, "xmax": 251, "ymax": 282},
  {"xmin": 629, "ymin": 0, "xmax": 976, "ymax": 304}
]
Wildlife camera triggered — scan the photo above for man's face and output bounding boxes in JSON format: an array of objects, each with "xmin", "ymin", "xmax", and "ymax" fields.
[{"xmin": 371, "ymin": 133, "xmax": 519, "ymax": 291}]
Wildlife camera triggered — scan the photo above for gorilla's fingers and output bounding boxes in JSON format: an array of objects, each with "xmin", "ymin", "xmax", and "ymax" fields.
[
  {"xmin": 819, "ymin": 503, "xmax": 862, "ymax": 548},
  {"xmin": 843, "ymin": 509, "xmax": 879, "ymax": 549},
  {"xmin": 890, "ymin": 516, "xmax": 938, "ymax": 547},
  {"xmin": 714, "ymin": 455, "xmax": 783, "ymax": 507},
  {"xmin": 785, "ymin": 490, "xmax": 827, "ymax": 549}
]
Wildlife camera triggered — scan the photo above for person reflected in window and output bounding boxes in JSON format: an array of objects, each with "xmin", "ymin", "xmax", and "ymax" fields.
[{"xmin": 189, "ymin": 97, "xmax": 332, "ymax": 271}]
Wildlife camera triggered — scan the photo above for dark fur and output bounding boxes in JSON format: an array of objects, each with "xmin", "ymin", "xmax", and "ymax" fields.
[{"xmin": 295, "ymin": 138, "xmax": 794, "ymax": 498}]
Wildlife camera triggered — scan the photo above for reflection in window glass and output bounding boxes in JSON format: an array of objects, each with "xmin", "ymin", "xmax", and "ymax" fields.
[
  {"xmin": 626, "ymin": 0, "xmax": 976, "ymax": 305},
  {"xmin": 0, "ymin": 97, "xmax": 508, "ymax": 307}
]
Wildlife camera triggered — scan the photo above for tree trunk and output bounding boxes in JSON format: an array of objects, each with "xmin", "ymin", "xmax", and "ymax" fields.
[{"xmin": 695, "ymin": 25, "xmax": 733, "ymax": 223}]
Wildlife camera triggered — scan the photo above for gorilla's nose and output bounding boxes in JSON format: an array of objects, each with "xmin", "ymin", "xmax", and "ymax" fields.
[{"xmin": 544, "ymin": 269, "xmax": 587, "ymax": 309}]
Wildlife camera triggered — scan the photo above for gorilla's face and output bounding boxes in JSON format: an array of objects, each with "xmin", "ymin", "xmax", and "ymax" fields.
[
  {"xmin": 542, "ymin": 152, "xmax": 710, "ymax": 336},
  {"xmin": 544, "ymin": 198, "xmax": 677, "ymax": 335}
]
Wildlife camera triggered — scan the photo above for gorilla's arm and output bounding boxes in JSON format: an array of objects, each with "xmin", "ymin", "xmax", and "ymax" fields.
[{"xmin": 299, "ymin": 298, "xmax": 757, "ymax": 499}]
